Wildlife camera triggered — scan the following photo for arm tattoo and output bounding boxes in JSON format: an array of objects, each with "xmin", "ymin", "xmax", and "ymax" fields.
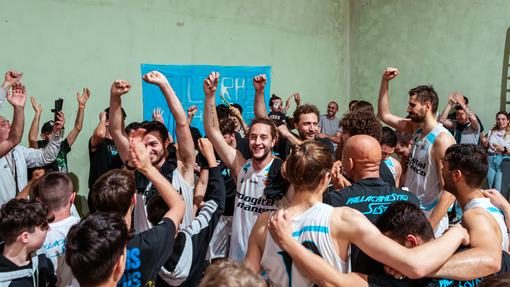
[
  {"xmin": 209, "ymin": 103, "xmax": 215, "ymax": 127},
  {"xmin": 461, "ymin": 104, "xmax": 477, "ymax": 125}
]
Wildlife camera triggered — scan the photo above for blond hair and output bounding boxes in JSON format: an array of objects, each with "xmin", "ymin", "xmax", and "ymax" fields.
[{"xmin": 199, "ymin": 260, "xmax": 266, "ymax": 287}]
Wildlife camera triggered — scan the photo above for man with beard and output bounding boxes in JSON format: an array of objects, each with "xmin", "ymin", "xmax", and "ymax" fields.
[
  {"xmin": 377, "ymin": 67, "xmax": 456, "ymax": 238},
  {"xmin": 317, "ymin": 101, "xmax": 342, "ymax": 149},
  {"xmin": 203, "ymin": 72, "xmax": 291, "ymax": 263}
]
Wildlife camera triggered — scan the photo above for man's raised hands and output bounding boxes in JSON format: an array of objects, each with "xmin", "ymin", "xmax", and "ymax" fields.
[
  {"xmin": 143, "ymin": 71, "xmax": 169, "ymax": 87},
  {"xmin": 110, "ymin": 80, "xmax": 131, "ymax": 97},
  {"xmin": 382, "ymin": 67, "xmax": 399, "ymax": 82},
  {"xmin": 253, "ymin": 74, "xmax": 267, "ymax": 93},
  {"xmin": 3, "ymin": 70, "xmax": 23, "ymax": 90},
  {"xmin": 8, "ymin": 82, "xmax": 27, "ymax": 109},
  {"xmin": 203, "ymin": 72, "xmax": 219, "ymax": 96},
  {"xmin": 77, "ymin": 88, "xmax": 90, "ymax": 106},
  {"xmin": 53, "ymin": 111, "xmax": 65, "ymax": 135},
  {"xmin": 30, "ymin": 97, "xmax": 42, "ymax": 114}
]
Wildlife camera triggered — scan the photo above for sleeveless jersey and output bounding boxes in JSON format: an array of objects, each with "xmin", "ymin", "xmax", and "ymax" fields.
[
  {"xmin": 384, "ymin": 158, "xmax": 396, "ymax": 180},
  {"xmin": 405, "ymin": 124, "xmax": 454, "ymax": 210},
  {"xmin": 229, "ymin": 159, "xmax": 286, "ymax": 262},
  {"xmin": 464, "ymin": 198, "xmax": 509, "ymax": 251},
  {"xmin": 261, "ymin": 203, "xmax": 350, "ymax": 287}
]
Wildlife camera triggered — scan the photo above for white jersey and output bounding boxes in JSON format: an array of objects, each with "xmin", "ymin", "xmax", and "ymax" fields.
[
  {"xmin": 464, "ymin": 198, "xmax": 509, "ymax": 251},
  {"xmin": 384, "ymin": 157, "xmax": 396, "ymax": 180},
  {"xmin": 43, "ymin": 216, "xmax": 81, "ymax": 287},
  {"xmin": 261, "ymin": 203, "xmax": 350, "ymax": 287},
  {"xmin": 134, "ymin": 169, "xmax": 194, "ymax": 233},
  {"xmin": 229, "ymin": 159, "xmax": 287, "ymax": 262}
]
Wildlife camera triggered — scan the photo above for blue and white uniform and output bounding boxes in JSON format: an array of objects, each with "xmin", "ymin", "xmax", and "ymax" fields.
[
  {"xmin": 464, "ymin": 198, "xmax": 509, "ymax": 251},
  {"xmin": 261, "ymin": 203, "xmax": 350, "ymax": 287},
  {"xmin": 384, "ymin": 157, "xmax": 396, "ymax": 180}
]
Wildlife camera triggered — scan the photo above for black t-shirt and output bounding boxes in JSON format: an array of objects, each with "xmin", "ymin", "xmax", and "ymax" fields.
[
  {"xmin": 236, "ymin": 138, "xmax": 252, "ymax": 160},
  {"xmin": 38, "ymin": 138, "xmax": 71, "ymax": 172},
  {"xmin": 272, "ymin": 135, "xmax": 334, "ymax": 161},
  {"xmin": 118, "ymin": 218, "xmax": 176, "ymax": 287},
  {"xmin": 323, "ymin": 178, "xmax": 420, "ymax": 275},
  {"xmin": 88, "ymin": 137, "xmax": 123, "ymax": 189},
  {"xmin": 367, "ymin": 249, "xmax": 510, "ymax": 287},
  {"xmin": 0, "ymin": 244, "xmax": 57, "ymax": 287},
  {"xmin": 314, "ymin": 137, "xmax": 335, "ymax": 158}
]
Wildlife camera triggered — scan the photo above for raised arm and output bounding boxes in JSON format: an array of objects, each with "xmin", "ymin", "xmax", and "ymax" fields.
[
  {"xmin": 90, "ymin": 111, "xmax": 107, "ymax": 149},
  {"xmin": 28, "ymin": 97, "xmax": 42, "ymax": 149},
  {"xmin": 0, "ymin": 70, "xmax": 23, "ymax": 111},
  {"xmin": 0, "ymin": 83, "xmax": 26, "ymax": 158},
  {"xmin": 108, "ymin": 79, "xmax": 131, "ymax": 163},
  {"xmin": 438, "ymin": 93, "xmax": 455, "ymax": 129},
  {"xmin": 129, "ymin": 128, "xmax": 185, "ymax": 232},
  {"xmin": 66, "ymin": 88, "xmax": 90, "ymax": 147},
  {"xmin": 24, "ymin": 111, "xmax": 64, "ymax": 168},
  {"xmin": 427, "ymin": 133, "xmax": 456, "ymax": 229},
  {"xmin": 203, "ymin": 72, "xmax": 244, "ymax": 174},
  {"xmin": 253, "ymin": 74, "xmax": 269, "ymax": 119},
  {"xmin": 153, "ymin": 107, "xmax": 174, "ymax": 144},
  {"xmin": 283, "ymin": 94, "xmax": 294, "ymax": 113},
  {"xmin": 377, "ymin": 67, "xmax": 415, "ymax": 134},
  {"xmin": 186, "ymin": 105, "xmax": 197, "ymax": 127},
  {"xmin": 143, "ymin": 71, "xmax": 195, "ymax": 181},
  {"xmin": 455, "ymin": 92, "xmax": 479, "ymax": 131}
]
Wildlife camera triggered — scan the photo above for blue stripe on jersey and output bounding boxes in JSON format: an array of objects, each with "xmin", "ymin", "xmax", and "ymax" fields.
[
  {"xmin": 292, "ymin": 226, "xmax": 328, "ymax": 237},
  {"xmin": 425, "ymin": 132, "xmax": 437, "ymax": 143},
  {"xmin": 487, "ymin": 207, "xmax": 504, "ymax": 216}
]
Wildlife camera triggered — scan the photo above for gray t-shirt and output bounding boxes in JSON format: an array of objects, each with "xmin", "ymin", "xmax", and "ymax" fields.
[
  {"xmin": 452, "ymin": 119, "xmax": 480, "ymax": 145},
  {"xmin": 318, "ymin": 115, "xmax": 341, "ymax": 148}
]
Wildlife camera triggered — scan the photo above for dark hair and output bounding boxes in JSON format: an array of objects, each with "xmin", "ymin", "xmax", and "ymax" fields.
[
  {"xmin": 141, "ymin": 121, "xmax": 169, "ymax": 145},
  {"xmin": 408, "ymin": 85, "xmax": 439, "ymax": 115},
  {"xmin": 328, "ymin": 101, "xmax": 339, "ymax": 110},
  {"xmin": 125, "ymin": 121, "xmax": 141, "ymax": 134},
  {"xmin": 492, "ymin": 111, "xmax": 510, "ymax": 141},
  {"xmin": 104, "ymin": 107, "xmax": 127, "ymax": 120},
  {"xmin": 269, "ymin": 94, "xmax": 282, "ymax": 108},
  {"xmin": 380, "ymin": 127, "xmax": 397, "ymax": 148},
  {"xmin": 232, "ymin": 103, "xmax": 243, "ymax": 115},
  {"xmin": 66, "ymin": 212, "xmax": 133, "ymax": 287},
  {"xmin": 477, "ymin": 273, "xmax": 510, "ymax": 287},
  {"xmin": 395, "ymin": 130, "xmax": 413, "ymax": 147},
  {"xmin": 0, "ymin": 199, "xmax": 53, "ymax": 245},
  {"xmin": 147, "ymin": 194, "xmax": 168, "ymax": 226},
  {"xmin": 220, "ymin": 118, "xmax": 236, "ymax": 136},
  {"xmin": 339, "ymin": 109, "xmax": 382, "ymax": 141},
  {"xmin": 376, "ymin": 201, "xmax": 435, "ymax": 244},
  {"xmin": 216, "ymin": 104, "xmax": 230, "ymax": 120},
  {"xmin": 249, "ymin": 117, "xmax": 278, "ymax": 143},
  {"xmin": 189, "ymin": 127, "xmax": 203, "ymax": 150},
  {"xmin": 348, "ymin": 100, "xmax": 359, "ymax": 109},
  {"xmin": 35, "ymin": 172, "xmax": 73, "ymax": 212},
  {"xmin": 444, "ymin": 144, "xmax": 489, "ymax": 188},
  {"xmin": 92, "ymin": 169, "xmax": 136, "ymax": 216},
  {"xmin": 286, "ymin": 141, "xmax": 334, "ymax": 191},
  {"xmin": 352, "ymin": 101, "xmax": 374, "ymax": 113},
  {"xmin": 293, "ymin": 104, "xmax": 320, "ymax": 124}
]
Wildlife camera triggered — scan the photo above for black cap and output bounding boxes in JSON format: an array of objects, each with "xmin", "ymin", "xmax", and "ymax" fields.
[
  {"xmin": 41, "ymin": 121, "xmax": 54, "ymax": 134},
  {"xmin": 268, "ymin": 111, "xmax": 287, "ymax": 127}
]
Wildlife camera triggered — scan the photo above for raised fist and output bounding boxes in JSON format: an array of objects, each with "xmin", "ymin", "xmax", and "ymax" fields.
[
  {"xmin": 382, "ymin": 67, "xmax": 399, "ymax": 81},
  {"xmin": 253, "ymin": 74, "xmax": 267, "ymax": 93},
  {"xmin": 143, "ymin": 71, "xmax": 168, "ymax": 87},
  {"xmin": 203, "ymin": 72, "xmax": 220, "ymax": 96},
  {"xmin": 110, "ymin": 80, "xmax": 131, "ymax": 97}
]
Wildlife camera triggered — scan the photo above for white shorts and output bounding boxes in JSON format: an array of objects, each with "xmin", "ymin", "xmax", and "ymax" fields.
[
  {"xmin": 422, "ymin": 209, "xmax": 449, "ymax": 239},
  {"xmin": 206, "ymin": 215, "xmax": 232, "ymax": 260}
]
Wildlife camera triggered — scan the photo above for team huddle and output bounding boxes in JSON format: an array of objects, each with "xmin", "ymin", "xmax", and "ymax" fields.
[{"xmin": 1, "ymin": 67, "xmax": 510, "ymax": 287}]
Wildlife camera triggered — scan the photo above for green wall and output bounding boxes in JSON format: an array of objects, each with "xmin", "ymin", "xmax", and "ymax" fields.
[
  {"xmin": 349, "ymin": 0, "xmax": 510, "ymax": 131},
  {"xmin": 0, "ymin": 0, "xmax": 349, "ymax": 214}
]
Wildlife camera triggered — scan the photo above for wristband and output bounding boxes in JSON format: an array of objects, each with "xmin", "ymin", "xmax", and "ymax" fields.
[
  {"xmin": 125, "ymin": 160, "xmax": 136, "ymax": 171},
  {"xmin": 284, "ymin": 131, "xmax": 289, "ymax": 140},
  {"xmin": 78, "ymin": 105, "xmax": 86, "ymax": 109},
  {"xmin": 504, "ymin": 147, "xmax": 508, "ymax": 155}
]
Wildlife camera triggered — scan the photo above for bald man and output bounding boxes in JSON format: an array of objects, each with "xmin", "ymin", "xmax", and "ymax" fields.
[{"xmin": 323, "ymin": 135, "xmax": 420, "ymax": 274}]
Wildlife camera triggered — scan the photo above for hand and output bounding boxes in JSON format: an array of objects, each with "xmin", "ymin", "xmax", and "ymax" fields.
[
  {"xmin": 53, "ymin": 111, "xmax": 65, "ymax": 135},
  {"xmin": 110, "ymin": 79, "xmax": 132, "ymax": 97},
  {"xmin": 448, "ymin": 93, "xmax": 457, "ymax": 106},
  {"xmin": 7, "ymin": 82, "xmax": 27, "ymax": 109},
  {"xmin": 268, "ymin": 209, "xmax": 295, "ymax": 251},
  {"xmin": 198, "ymin": 138, "xmax": 215, "ymax": 161},
  {"xmin": 453, "ymin": 92, "xmax": 466, "ymax": 106},
  {"xmin": 3, "ymin": 70, "xmax": 23, "ymax": 88},
  {"xmin": 482, "ymin": 189, "xmax": 509, "ymax": 213},
  {"xmin": 187, "ymin": 105, "xmax": 198, "ymax": 117},
  {"xmin": 99, "ymin": 111, "xmax": 107, "ymax": 122},
  {"xmin": 492, "ymin": 143, "xmax": 504, "ymax": 153},
  {"xmin": 382, "ymin": 67, "xmax": 399, "ymax": 81},
  {"xmin": 230, "ymin": 106, "xmax": 240, "ymax": 117},
  {"xmin": 253, "ymin": 74, "xmax": 267, "ymax": 93},
  {"xmin": 30, "ymin": 169, "xmax": 45, "ymax": 184},
  {"xmin": 285, "ymin": 94, "xmax": 294, "ymax": 108},
  {"xmin": 482, "ymin": 137, "xmax": 489, "ymax": 148},
  {"xmin": 331, "ymin": 161, "xmax": 351, "ymax": 190},
  {"xmin": 203, "ymin": 72, "xmax": 220, "ymax": 96},
  {"xmin": 30, "ymin": 97, "xmax": 42, "ymax": 114},
  {"xmin": 142, "ymin": 71, "xmax": 168, "ymax": 87},
  {"xmin": 293, "ymin": 93, "xmax": 301, "ymax": 106},
  {"xmin": 448, "ymin": 223, "xmax": 470, "ymax": 246},
  {"xmin": 152, "ymin": 107, "xmax": 165, "ymax": 124},
  {"xmin": 383, "ymin": 265, "xmax": 405, "ymax": 280},
  {"xmin": 128, "ymin": 128, "xmax": 153, "ymax": 174},
  {"xmin": 77, "ymin": 87, "xmax": 90, "ymax": 106},
  {"xmin": 317, "ymin": 133, "xmax": 326, "ymax": 139}
]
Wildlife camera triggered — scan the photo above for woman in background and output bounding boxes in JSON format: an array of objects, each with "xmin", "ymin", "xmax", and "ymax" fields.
[{"xmin": 483, "ymin": 111, "xmax": 510, "ymax": 198}]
